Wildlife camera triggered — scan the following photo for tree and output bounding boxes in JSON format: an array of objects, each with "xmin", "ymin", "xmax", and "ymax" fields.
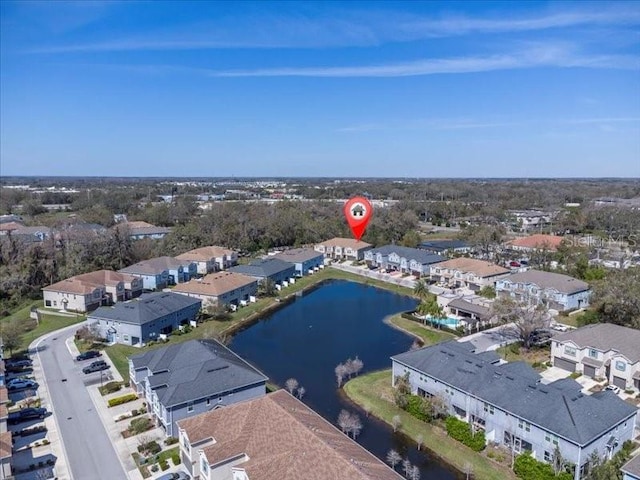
[
  {"xmin": 491, "ymin": 296, "xmax": 550, "ymax": 349},
  {"xmin": 478, "ymin": 286, "xmax": 496, "ymax": 299},
  {"xmin": 463, "ymin": 462, "xmax": 473, "ymax": 480},
  {"xmin": 2, "ymin": 320, "xmax": 22, "ymax": 355},
  {"xmin": 351, "ymin": 356, "xmax": 364, "ymax": 376},
  {"xmin": 402, "ymin": 459, "xmax": 413, "ymax": 477},
  {"xmin": 401, "ymin": 230, "xmax": 422, "ymax": 248},
  {"xmin": 386, "ymin": 449, "xmax": 401, "ymax": 470},
  {"xmin": 409, "ymin": 465, "xmax": 421, "ymax": 480},
  {"xmin": 296, "ymin": 386, "xmax": 306, "ymax": 399},
  {"xmin": 337, "ymin": 409, "xmax": 351, "ymax": 433},
  {"xmin": 416, "ymin": 434, "xmax": 424, "ymax": 450},
  {"xmin": 335, "ymin": 363, "xmax": 347, "ymax": 387},
  {"xmin": 417, "ymin": 295, "xmax": 445, "ymax": 328},
  {"xmin": 392, "ymin": 415, "xmax": 402, "ymax": 432},
  {"xmin": 346, "ymin": 412, "xmax": 363, "ymax": 439},
  {"xmin": 413, "ymin": 279, "xmax": 428, "ymax": 299},
  {"xmin": 552, "ymin": 445, "xmax": 567, "ymax": 476},
  {"xmin": 285, "ymin": 378, "xmax": 299, "ymax": 395},
  {"xmin": 258, "ymin": 278, "xmax": 278, "ymax": 297},
  {"xmin": 593, "ymin": 269, "xmax": 640, "ymax": 329}
]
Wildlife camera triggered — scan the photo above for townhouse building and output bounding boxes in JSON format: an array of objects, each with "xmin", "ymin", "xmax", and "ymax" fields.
[
  {"xmin": 314, "ymin": 237, "xmax": 373, "ymax": 261},
  {"xmin": 392, "ymin": 341, "xmax": 637, "ymax": 480},
  {"xmin": 364, "ymin": 245, "xmax": 445, "ymax": 277},
  {"xmin": 176, "ymin": 246, "xmax": 239, "ymax": 275},
  {"xmin": 496, "ymin": 270, "xmax": 591, "ymax": 312},
  {"xmin": 129, "ymin": 339, "xmax": 267, "ymax": 437},
  {"xmin": 172, "ymin": 271, "xmax": 258, "ymax": 307},
  {"xmin": 272, "ymin": 248, "xmax": 324, "ymax": 276},
  {"xmin": 430, "ymin": 258, "xmax": 510, "ymax": 292},
  {"xmin": 551, "ymin": 324, "xmax": 640, "ymax": 391},
  {"xmin": 229, "ymin": 258, "xmax": 296, "ymax": 286},
  {"xmin": 119, "ymin": 256, "xmax": 197, "ymax": 288}
]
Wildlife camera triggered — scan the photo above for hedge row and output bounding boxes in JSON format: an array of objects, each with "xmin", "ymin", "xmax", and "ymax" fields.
[
  {"xmin": 445, "ymin": 416, "xmax": 486, "ymax": 452},
  {"xmin": 514, "ymin": 452, "xmax": 572, "ymax": 480},
  {"xmin": 108, "ymin": 393, "xmax": 138, "ymax": 407}
]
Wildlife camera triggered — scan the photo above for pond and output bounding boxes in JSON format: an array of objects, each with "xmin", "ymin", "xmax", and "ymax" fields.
[{"xmin": 229, "ymin": 279, "xmax": 461, "ymax": 479}]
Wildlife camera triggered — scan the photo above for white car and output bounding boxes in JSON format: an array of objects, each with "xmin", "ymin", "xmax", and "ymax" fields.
[
  {"xmin": 551, "ymin": 323, "xmax": 569, "ymax": 332},
  {"xmin": 7, "ymin": 378, "xmax": 38, "ymax": 390},
  {"xmin": 605, "ymin": 385, "xmax": 621, "ymax": 395}
]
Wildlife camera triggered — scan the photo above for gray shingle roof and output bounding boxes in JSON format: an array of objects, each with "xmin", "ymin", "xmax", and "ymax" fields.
[
  {"xmin": 553, "ymin": 323, "xmax": 640, "ymax": 363},
  {"xmin": 419, "ymin": 240, "xmax": 469, "ymax": 252},
  {"xmin": 369, "ymin": 245, "xmax": 445, "ymax": 265},
  {"xmin": 622, "ymin": 453, "xmax": 640, "ymax": 477},
  {"xmin": 120, "ymin": 256, "xmax": 188, "ymax": 275},
  {"xmin": 130, "ymin": 339, "xmax": 267, "ymax": 408},
  {"xmin": 229, "ymin": 258, "xmax": 295, "ymax": 278},
  {"xmin": 89, "ymin": 292, "xmax": 201, "ymax": 325},
  {"xmin": 392, "ymin": 341, "xmax": 637, "ymax": 445},
  {"xmin": 448, "ymin": 298, "xmax": 491, "ymax": 319},
  {"xmin": 501, "ymin": 270, "xmax": 590, "ymax": 294}
]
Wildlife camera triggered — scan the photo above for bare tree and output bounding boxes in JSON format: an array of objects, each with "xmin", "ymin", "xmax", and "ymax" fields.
[
  {"xmin": 392, "ymin": 415, "xmax": 402, "ymax": 432},
  {"xmin": 335, "ymin": 363, "xmax": 347, "ymax": 387},
  {"xmin": 352, "ymin": 356, "xmax": 364, "ymax": 376},
  {"xmin": 410, "ymin": 339, "xmax": 422, "ymax": 351},
  {"xmin": 344, "ymin": 358, "xmax": 355, "ymax": 378},
  {"xmin": 491, "ymin": 296, "xmax": 550, "ymax": 349},
  {"xmin": 463, "ymin": 462, "xmax": 473, "ymax": 480},
  {"xmin": 337, "ymin": 409, "xmax": 351, "ymax": 433},
  {"xmin": 410, "ymin": 465, "xmax": 421, "ymax": 480},
  {"xmin": 416, "ymin": 434, "xmax": 424, "ymax": 451},
  {"xmin": 430, "ymin": 392, "xmax": 449, "ymax": 419},
  {"xmin": 346, "ymin": 412, "xmax": 363, "ymax": 439},
  {"xmin": 552, "ymin": 445, "xmax": 567, "ymax": 476},
  {"xmin": 386, "ymin": 449, "xmax": 402, "ymax": 470},
  {"xmin": 363, "ymin": 403, "xmax": 371, "ymax": 417},
  {"xmin": 296, "ymin": 386, "xmax": 306, "ymax": 400},
  {"xmin": 402, "ymin": 459, "xmax": 413, "ymax": 477},
  {"xmin": 285, "ymin": 378, "xmax": 299, "ymax": 395}
]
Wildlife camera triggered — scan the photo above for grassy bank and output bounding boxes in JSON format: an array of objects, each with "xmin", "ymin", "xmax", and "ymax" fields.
[
  {"xmin": 1, "ymin": 301, "xmax": 86, "ymax": 356},
  {"xmin": 386, "ymin": 314, "xmax": 456, "ymax": 346},
  {"xmin": 105, "ymin": 267, "xmax": 417, "ymax": 379},
  {"xmin": 343, "ymin": 370, "xmax": 516, "ymax": 480}
]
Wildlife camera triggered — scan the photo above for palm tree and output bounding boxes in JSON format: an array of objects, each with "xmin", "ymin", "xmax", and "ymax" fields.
[
  {"xmin": 413, "ymin": 279, "xmax": 428, "ymax": 299},
  {"xmin": 418, "ymin": 296, "xmax": 446, "ymax": 328}
]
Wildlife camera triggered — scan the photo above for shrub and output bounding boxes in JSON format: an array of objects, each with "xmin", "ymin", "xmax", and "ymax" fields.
[
  {"xmin": 445, "ymin": 416, "xmax": 485, "ymax": 452},
  {"xmin": 150, "ymin": 465, "xmax": 158, "ymax": 473},
  {"xmin": 159, "ymin": 460, "xmax": 169, "ymax": 471},
  {"xmin": 514, "ymin": 452, "xmax": 572, "ymax": 480},
  {"xmin": 129, "ymin": 417, "xmax": 152, "ymax": 435},
  {"xmin": 99, "ymin": 381, "xmax": 123, "ymax": 395},
  {"xmin": 569, "ymin": 372, "xmax": 581, "ymax": 379},
  {"xmin": 108, "ymin": 393, "xmax": 138, "ymax": 407},
  {"xmin": 404, "ymin": 394, "xmax": 431, "ymax": 422},
  {"xmin": 164, "ymin": 436, "xmax": 179, "ymax": 446}
]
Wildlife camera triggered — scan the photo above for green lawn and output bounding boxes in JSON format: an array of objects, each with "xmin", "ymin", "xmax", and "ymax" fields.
[
  {"xmin": 157, "ymin": 446, "xmax": 180, "ymax": 464},
  {"xmin": 2, "ymin": 301, "xmax": 85, "ymax": 356},
  {"xmin": 343, "ymin": 370, "xmax": 516, "ymax": 480},
  {"xmin": 105, "ymin": 267, "xmax": 418, "ymax": 379},
  {"xmin": 387, "ymin": 314, "xmax": 456, "ymax": 346}
]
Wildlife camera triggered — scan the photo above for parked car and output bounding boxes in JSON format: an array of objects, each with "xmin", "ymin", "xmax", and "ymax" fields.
[
  {"xmin": 551, "ymin": 322, "xmax": 569, "ymax": 332},
  {"xmin": 509, "ymin": 261, "xmax": 521, "ymax": 268},
  {"xmin": 605, "ymin": 385, "xmax": 621, "ymax": 394},
  {"xmin": 8, "ymin": 407, "xmax": 48, "ymax": 424},
  {"xmin": 76, "ymin": 350, "xmax": 102, "ymax": 361},
  {"xmin": 5, "ymin": 358, "xmax": 32, "ymax": 368},
  {"xmin": 82, "ymin": 360, "xmax": 109, "ymax": 374},
  {"xmin": 7, "ymin": 378, "xmax": 38, "ymax": 391},
  {"xmin": 156, "ymin": 472, "xmax": 191, "ymax": 480}
]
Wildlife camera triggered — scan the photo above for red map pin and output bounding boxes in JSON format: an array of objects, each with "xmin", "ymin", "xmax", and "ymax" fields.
[{"xmin": 344, "ymin": 196, "xmax": 373, "ymax": 241}]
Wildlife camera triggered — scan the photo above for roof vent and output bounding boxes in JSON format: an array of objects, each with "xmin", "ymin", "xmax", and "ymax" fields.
[{"xmin": 207, "ymin": 365, "xmax": 229, "ymax": 373}]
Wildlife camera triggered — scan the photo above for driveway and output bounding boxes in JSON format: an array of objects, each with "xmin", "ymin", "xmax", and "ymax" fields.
[
  {"xmin": 31, "ymin": 324, "xmax": 128, "ymax": 480},
  {"xmin": 461, "ymin": 323, "xmax": 518, "ymax": 352}
]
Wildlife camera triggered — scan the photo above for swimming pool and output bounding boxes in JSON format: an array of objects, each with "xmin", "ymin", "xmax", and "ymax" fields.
[{"xmin": 427, "ymin": 316, "xmax": 461, "ymax": 328}]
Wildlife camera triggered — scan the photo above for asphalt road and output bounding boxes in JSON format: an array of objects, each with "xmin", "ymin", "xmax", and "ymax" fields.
[{"xmin": 35, "ymin": 325, "xmax": 127, "ymax": 480}]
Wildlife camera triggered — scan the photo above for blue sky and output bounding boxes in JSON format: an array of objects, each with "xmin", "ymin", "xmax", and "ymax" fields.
[{"xmin": 1, "ymin": 0, "xmax": 639, "ymax": 177}]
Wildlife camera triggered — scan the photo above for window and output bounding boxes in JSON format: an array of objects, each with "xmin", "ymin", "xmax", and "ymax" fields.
[
  {"xmin": 544, "ymin": 451, "xmax": 552, "ymax": 462},
  {"xmin": 518, "ymin": 420, "xmax": 531, "ymax": 432},
  {"xmin": 615, "ymin": 361, "xmax": 626, "ymax": 372},
  {"xmin": 187, "ymin": 402, "xmax": 194, "ymax": 413},
  {"xmin": 589, "ymin": 349, "xmax": 598, "ymax": 358},
  {"xmin": 483, "ymin": 402, "xmax": 494, "ymax": 415},
  {"xmin": 200, "ymin": 457, "xmax": 209, "ymax": 476},
  {"xmin": 206, "ymin": 398, "xmax": 211, "ymax": 406},
  {"xmin": 564, "ymin": 346, "xmax": 576, "ymax": 356},
  {"xmin": 545, "ymin": 433, "xmax": 559, "ymax": 445}
]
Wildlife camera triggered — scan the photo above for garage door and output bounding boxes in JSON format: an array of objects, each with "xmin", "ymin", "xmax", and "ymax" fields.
[
  {"xmin": 612, "ymin": 376, "xmax": 626, "ymax": 389},
  {"xmin": 554, "ymin": 357, "xmax": 576, "ymax": 372},
  {"xmin": 584, "ymin": 365, "xmax": 596, "ymax": 378}
]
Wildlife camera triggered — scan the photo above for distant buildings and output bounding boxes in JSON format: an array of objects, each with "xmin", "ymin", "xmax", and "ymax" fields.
[
  {"xmin": 496, "ymin": 270, "xmax": 591, "ymax": 312},
  {"xmin": 43, "ymin": 270, "xmax": 143, "ymax": 312},
  {"xmin": 392, "ymin": 341, "xmax": 637, "ymax": 480},
  {"xmin": 314, "ymin": 237, "xmax": 373, "ymax": 261},
  {"xmin": 119, "ymin": 221, "xmax": 172, "ymax": 240},
  {"xmin": 506, "ymin": 234, "xmax": 564, "ymax": 252},
  {"xmin": 129, "ymin": 339, "xmax": 267, "ymax": 437},
  {"xmin": 88, "ymin": 292, "xmax": 201, "ymax": 346},
  {"xmin": 551, "ymin": 324, "xmax": 640, "ymax": 391},
  {"xmin": 418, "ymin": 240, "xmax": 471, "ymax": 255},
  {"xmin": 176, "ymin": 246, "xmax": 239, "ymax": 274},
  {"xmin": 177, "ymin": 389, "xmax": 403, "ymax": 480}
]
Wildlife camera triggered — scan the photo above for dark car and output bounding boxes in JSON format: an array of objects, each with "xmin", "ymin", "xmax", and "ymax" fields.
[
  {"xmin": 8, "ymin": 407, "xmax": 47, "ymax": 425},
  {"xmin": 82, "ymin": 360, "xmax": 109, "ymax": 374},
  {"xmin": 156, "ymin": 472, "xmax": 191, "ymax": 480},
  {"xmin": 76, "ymin": 350, "xmax": 102, "ymax": 361},
  {"xmin": 5, "ymin": 359, "xmax": 32, "ymax": 369}
]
